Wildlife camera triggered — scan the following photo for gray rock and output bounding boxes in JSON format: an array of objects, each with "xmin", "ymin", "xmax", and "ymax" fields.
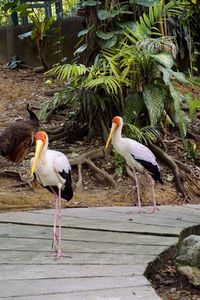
[
  {"xmin": 177, "ymin": 266, "xmax": 200, "ymax": 287},
  {"xmin": 176, "ymin": 235, "xmax": 200, "ymax": 267},
  {"xmin": 176, "ymin": 235, "xmax": 200, "ymax": 287}
]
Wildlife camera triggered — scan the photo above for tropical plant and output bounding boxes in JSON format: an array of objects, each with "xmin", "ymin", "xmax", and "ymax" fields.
[
  {"xmin": 41, "ymin": 0, "xmax": 194, "ymax": 140},
  {"xmin": 29, "ymin": 11, "xmax": 55, "ymax": 68}
]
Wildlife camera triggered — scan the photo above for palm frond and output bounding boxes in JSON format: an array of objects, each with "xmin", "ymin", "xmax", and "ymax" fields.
[
  {"xmin": 45, "ymin": 63, "xmax": 89, "ymax": 82},
  {"xmin": 126, "ymin": 123, "xmax": 160, "ymax": 145}
]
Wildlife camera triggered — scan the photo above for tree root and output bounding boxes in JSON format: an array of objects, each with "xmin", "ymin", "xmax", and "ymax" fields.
[
  {"xmin": 69, "ymin": 147, "xmax": 116, "ymax": 189},
  {"xmin": 0, "ymin": 170, "xmax": 33, "ymax": 190},
  {"xmin": 149, "ymin": 142, "xmax": 200, "ymax": 201}
]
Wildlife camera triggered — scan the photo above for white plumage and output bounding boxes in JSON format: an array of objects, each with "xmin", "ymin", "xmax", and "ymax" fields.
[
  {"xmin": 31, "ymin": 131, "xmax": 73, "ymax": 257},
  {"xmin": 106, "ymin": 116, "xmax": 163, "ymax": 213}
]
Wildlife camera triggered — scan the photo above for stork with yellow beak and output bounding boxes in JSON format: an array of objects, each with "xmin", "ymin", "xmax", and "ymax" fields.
[
  {"xmin": 106, "ymin": 116, "xmax": 163, "ymax": 213},
  {"xmin": 31, "ymin": 131, "xmax": 73, "ymax": 257}
]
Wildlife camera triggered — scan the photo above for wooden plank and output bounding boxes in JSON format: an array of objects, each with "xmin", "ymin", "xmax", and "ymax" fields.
[
  {"xmin": 0, "ymin": 286, "xmax": 160, "ymax": 300},
  {"xmin": 0, "ymin": 264, "xmax": 146, "ymax": 280},
  {"xmin": 0, "ymin": 276, "xmax": 151, "ymax": 298},
  {"xmin": 0, "ymin": 250, "xmax": 155, "ymax": 265},
  {"xmin": 0, "ymin": 224, "xmax": 178, "ymax": 246},
  {"xmin": 0, "ymin": 236, "xmax": 168, "ymax": 255},
  {"xmin": 2, "ymin": 204, "xmax": 199, "ymax": 300},
  {"xmin": 0, "ymin": 211, "xmax": 185, "ymax": 235}
]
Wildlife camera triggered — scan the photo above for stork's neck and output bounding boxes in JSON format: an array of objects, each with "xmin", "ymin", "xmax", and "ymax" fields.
[
  {"xmin": 112, "ymin": 124, "xmax": 123, "ymax": 146},
  {"xmin": 39, "ymin": 139, "xmax": 49, "ymax": 161}
]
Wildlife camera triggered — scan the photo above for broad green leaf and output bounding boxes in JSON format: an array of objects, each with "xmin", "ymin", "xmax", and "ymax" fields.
[
  {"xmin": 96, "ymin": 31, "xmax": 115, "ymax": 40},
  {"xmin": 150, "ymin": 53, "xmax": 174, "ymax": 69},
  {"xmin": 169, "ymin": 83, "xmax": 188, "ymax": 138},
  {"xmin": 74, "ymin": 43, "xmax": 88, "ymax": 54},
  {"xmin": 98, "ymin": 10, "xmax": 111, "ymax": 20},
  {"xmin": 143, "ymin": 84, "xmax": 165, "ymax": 126},
  {"xmin": 101, "ymin": 35, "xmax": 117, "ymax": 48},
  {"xmin": 129, "ymin": 0, "xmax": 154, "ymax": 6},
  {"xmin": 82, "ymin": 0, "xmax": 97, "ymax": 6},
  {"xmin": 171, "ymin": 71, "xmax": 188, "ymax": 84},
  {"xmin": 110, "ymin": 10, "xmax": 120, "ymax": 17},
  {"xmin": 157, "ymin": 65, "xmax": 172, "ymax": 85},
  {"xmin": 124, "ymin": 93, "xmax": 146, "ymax": 123}
]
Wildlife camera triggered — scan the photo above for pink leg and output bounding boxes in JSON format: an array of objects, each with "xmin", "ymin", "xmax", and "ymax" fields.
[
  {"xmin": 126, "ymin": 166, "xmax": 145, "ymax": 214},
  {"xmin": 55, "ymin": 188, "xmax": 64, "ymax": 258},
  {"xmin": 144, "ymin": 172, "xmax": 159, "ymax": 213},
  {"xmin": 52, "ymin": 194, "xmax": 59, "ymax": 250}
]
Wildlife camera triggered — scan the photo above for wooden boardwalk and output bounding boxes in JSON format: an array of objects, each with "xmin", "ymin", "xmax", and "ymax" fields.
[{"xmin": 0, "ymin": 205, "xmax": 200, "ymax": 300}]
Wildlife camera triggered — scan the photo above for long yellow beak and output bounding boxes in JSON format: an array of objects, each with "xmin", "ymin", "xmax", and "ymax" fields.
[
  {"xmin": 31, "ymin": 140, "xmax": 44, "ymax": 177},
  {"xmin": 105, "ymin": 123, "xmax": 117, "ymax": 149}
]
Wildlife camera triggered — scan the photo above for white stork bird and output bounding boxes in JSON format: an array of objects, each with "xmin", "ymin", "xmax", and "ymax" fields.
[
  {"xmin": 106, "ymin": 116, "xmax": 163, "ymax": 213},
  {"xmin": 30, "ymin": 131, "xmax": 73, "ymax": 257}
]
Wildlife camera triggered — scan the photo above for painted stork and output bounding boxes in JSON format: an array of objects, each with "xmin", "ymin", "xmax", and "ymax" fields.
[
  {"xmin": 0, "ymin": 104, "xmax": 39, "ymax": 163},
  {"xmin": 106, "ymin": 116, "xmax": 163, "ymax": 213},
  {"xmin": 30, "ymin": 131, "xmax": 73, "ymax": 257}
]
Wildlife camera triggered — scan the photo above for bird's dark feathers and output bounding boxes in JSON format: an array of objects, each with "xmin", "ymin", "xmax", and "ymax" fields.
[
  {"xmin": 26, "ymin": 104, "xmax": 40, "ymax": 130},
  {"xmin": 0, "ymin": 104, "xmax": 40, "ymax": 163},
  {"xmin": 134, "ymin": 158, "xmax": 163, "ymax": 184},
  {"xmin": 45, "ymin": 170, "xmax": 73, "ymax": 201}
]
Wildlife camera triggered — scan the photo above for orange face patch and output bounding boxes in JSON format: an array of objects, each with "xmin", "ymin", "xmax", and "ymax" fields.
[
  {"xmin": 35, "ymin": 131, "xmax": 47, "ymax": 144},
  {"xmin": 112, "ymin": 116, "xmax": 120, "ymax": 127}
]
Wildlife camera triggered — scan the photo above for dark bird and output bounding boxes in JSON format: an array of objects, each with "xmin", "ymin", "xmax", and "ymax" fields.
[
  {"xmin": 30, "ymin": 131, "xmax": 73, "ymax": 257},
  {"xmin": 106, "ymin": 116, "xmax": 163, "ymax": 213},
  {"xmin": 0, "ymin": 104, "xmax": 39, "ymax": 163}
]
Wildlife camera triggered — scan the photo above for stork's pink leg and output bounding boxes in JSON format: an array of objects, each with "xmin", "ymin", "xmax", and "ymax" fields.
[
  {"xmin": 55, "ymin": 188, "xmax": 64, "ymax": 258},
  {"xmin": 52, "ymin": 194, "xmax": 59, "ymax": 250},
  {"xmin": 127, "ymin": 166, "xmax": 145, "ymax": 214},
  {"xmin": 144, "ymin": 172, "xmax": 159, "ymax": 213}
]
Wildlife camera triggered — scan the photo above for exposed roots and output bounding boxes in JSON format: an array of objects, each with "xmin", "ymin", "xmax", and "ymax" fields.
[
  {"xmin": 69, "ymin": 147, "xmax": 116, "ymax": 190},
  {"xmin": 149, "ymin": 142, "xmax": 200, "ymax": 202}
]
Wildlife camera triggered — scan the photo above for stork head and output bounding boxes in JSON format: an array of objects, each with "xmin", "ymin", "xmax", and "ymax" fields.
[
  {"xmin": 30, "ymin": 131, "xmax": 48, "ymax": 177},
  {"xmin": 105, "ymin": 116, "xmax": 123, "ymax": 149}
]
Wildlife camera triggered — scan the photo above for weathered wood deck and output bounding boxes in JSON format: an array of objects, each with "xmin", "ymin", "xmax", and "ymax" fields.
[{"xmin": 0, "ymin": 204, "xmax": 200, "ymax": 300}]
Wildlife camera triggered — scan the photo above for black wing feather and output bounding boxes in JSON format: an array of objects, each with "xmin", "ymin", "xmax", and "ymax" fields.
[{"xmin": 134, "ymin": 158, "xmax": 163, "ymax": 184}]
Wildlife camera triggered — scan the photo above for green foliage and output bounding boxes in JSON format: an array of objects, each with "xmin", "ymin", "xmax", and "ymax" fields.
[
  {"xmin": 143, "ymin": 84, "xmax": 165, "ymax": 126},
  {"xmin": 46, "ymin": 63, "xmax": 89, "ymax": 82},
  {"xmin": 125, "ymin": 123, "xmax": 160, "ymax": 145},
  {"xmin": 39, "ymin": 0, "xmax": 195, "ymax": 140},
  {"xmin": 189, "ymin": 101, "xmax": 200, "ymax": 120},
  {"xmin": 186, "ymin": 139, "xmax": 200, "ymax": 162}
]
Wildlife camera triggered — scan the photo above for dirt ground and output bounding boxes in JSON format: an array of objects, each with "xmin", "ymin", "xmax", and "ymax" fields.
[{"xmin": 0, "ymin": 65, "xmax": 200, "ymax": 299}]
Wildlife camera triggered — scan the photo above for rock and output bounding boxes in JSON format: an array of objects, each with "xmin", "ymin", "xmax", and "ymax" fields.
[
  {"xmin": 176, "ymin": 235, "xmax": 200, "ymax": 267},
  {"xmin": 176, "ymin": 235, "xmax": 200, "ymax": 286},
  {"xmin": 177, "ymin": 265, "xmax": 200, "ymax": 286}
]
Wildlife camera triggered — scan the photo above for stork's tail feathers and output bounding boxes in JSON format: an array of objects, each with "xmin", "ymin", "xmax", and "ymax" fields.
[
  {"xmin": 135, "ymin": 158, "xmax": 163, "ymax": 184},
  {"xmin": 59, "ymin": 170, "xmax": 73, "ymax": 201},
  {"xmin": 62, "ymin": 186, "xmax": 73, "ymax": 201},
  {"xmin": 152, "ymin": 173, "xmax": 163, "ymax": 184}
]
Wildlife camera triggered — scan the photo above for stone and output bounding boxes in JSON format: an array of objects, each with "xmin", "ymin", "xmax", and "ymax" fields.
[
  {"xmin": 176, "ymin": 235, "xmax": 200, "ymax": 287},
  {"xmin": 177, "ymin": 266, "xmax": 200, "ymax": 287},
  {"xmin": 176, "ymin": 235, "xmax": 200, "ymax": 267}
]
